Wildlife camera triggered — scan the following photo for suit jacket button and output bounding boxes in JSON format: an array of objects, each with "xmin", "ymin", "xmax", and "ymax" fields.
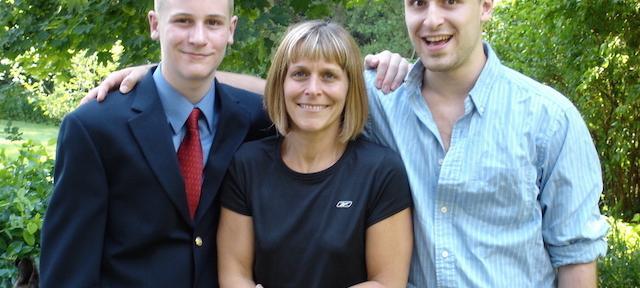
[{"xmin": 195, "ymin": 236, "xmax": 203, "ymax": 247}]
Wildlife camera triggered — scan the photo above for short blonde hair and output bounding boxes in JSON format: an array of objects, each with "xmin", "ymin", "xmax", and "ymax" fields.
[
  {"xmin": 154, "ymin": 0, "xmax": 234, "ymax": 16},
  {"xmin": 264, "ymin": 20, "xmax": 367, "ymax": 143}
]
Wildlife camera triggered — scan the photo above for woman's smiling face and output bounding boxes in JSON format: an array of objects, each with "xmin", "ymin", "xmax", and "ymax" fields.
[{"xmin": 283, "ymin": 58, "xmax": 349, "ymax": 137}]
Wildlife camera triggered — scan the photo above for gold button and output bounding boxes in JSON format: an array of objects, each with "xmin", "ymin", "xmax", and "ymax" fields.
[{"xmin": 195, "ymin": 236, "xmax": 203, "ymax": 247}]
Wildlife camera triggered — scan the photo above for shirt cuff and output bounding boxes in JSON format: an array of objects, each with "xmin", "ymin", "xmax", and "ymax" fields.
[{"xmin": 547, "ymin": 237, "xmax": 608, "ymax": 268}]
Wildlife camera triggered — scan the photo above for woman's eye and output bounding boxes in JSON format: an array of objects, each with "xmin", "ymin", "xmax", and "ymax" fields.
[
  {"xmin": 323, "ymin": 73, "xmax": 336, "ymax": 80},
  {"xmin": 291, "ymin": 71, "xmax": 307, "ymax": 78}
]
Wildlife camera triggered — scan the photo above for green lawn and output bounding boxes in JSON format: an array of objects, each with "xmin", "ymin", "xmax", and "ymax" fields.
[{"xmin": 0, "ymin": 119, "xmax": 58, "ymax": 158}]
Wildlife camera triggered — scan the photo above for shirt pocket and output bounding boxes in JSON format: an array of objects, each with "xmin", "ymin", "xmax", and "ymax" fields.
[{"xmin": 465, "ymin": 164, "xmax": 539, "ymax": 225}]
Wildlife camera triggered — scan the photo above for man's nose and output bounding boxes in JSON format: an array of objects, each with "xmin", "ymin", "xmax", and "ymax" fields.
[
  {"xmin": 189, "ymin": 24, "xmax": 207, "ymax": 45},
  {"xmin": 423, "ymin": 5, "xmax": 445, "ymax": 29}
]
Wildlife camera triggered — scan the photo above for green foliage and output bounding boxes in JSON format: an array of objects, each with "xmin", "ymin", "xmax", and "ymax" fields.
[
  {"xmin": 0, "ymin": 83, "xmax": 49, "ymax": 123},
  {"xmin": 224, "ymin": 0, "xmax": 361, "ymax": 76},
  {"xmin": 221, "ymin": 0, "xmax": 414, "ymax": 76},
  {"xmin": 0, "ymin": 120, "xmax": 58, "ymax": 159},
  {"xmin": 1, "ymin": 0, "xmax": 412, "ymax": 123},
  {"xmin": 599, "ymin": 215, "xmax": 640, "ymax": 287},
  {"xmin": 0, "ymin": 0, "xmax": 153, "ymax": 79},
  {"xmin": 486, "ymin": 0, "xmax": 640, "ymax": 219},
  {"xmin": 3, "ymin": 121, "xmax": 22, "ymax": 141},
  {"xmin": 1, "ymin": 0, "xmax": 393, "ymax": 120},
  {"xmin": 7, "ymin": 43, "xmax": 123, "ymax": 123},
  {"xmin": 0, "ymin": 59, "xmax": 48, "ymax": 123},
  {"xmin": 345, "ymin": 0, "xmax": 414, "ymax": 59},
  {"xmin": 0, "ymin": 0, "xmax": 363, "ymax": 78},
  {"xmin": 0, "ymin": 124, "xmax": 54, "ymax": 286}
]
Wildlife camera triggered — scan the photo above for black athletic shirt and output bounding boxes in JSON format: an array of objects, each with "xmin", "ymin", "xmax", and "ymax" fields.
[{"xmin": 220, "ymin": 136, "xmax": 412, "ymax": 288}]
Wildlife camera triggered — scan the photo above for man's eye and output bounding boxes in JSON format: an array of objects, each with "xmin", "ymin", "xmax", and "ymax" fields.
[
  {"xmin": 410, "ymin": 0, "xmax": 426, "ymax": 7},
  {"xmin": 207, "ymin": 19, "xmax": 222, "ymax": 26},
  {"xmin": 446, "ymin": 0, "xmax": 457, "ymax": 5}
]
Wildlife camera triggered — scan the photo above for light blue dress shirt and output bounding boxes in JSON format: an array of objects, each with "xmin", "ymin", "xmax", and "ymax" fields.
[
  {"xmin": 364, "ymin": 43, "xmax": 609, "ymax": 287},
  {"xmin": 153, "ymin": 65, "xmax": 217, "ymax": 165}
]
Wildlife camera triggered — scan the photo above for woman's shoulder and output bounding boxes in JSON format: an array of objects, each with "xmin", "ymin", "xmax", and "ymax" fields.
[
  {"xmin": 348, "ymin": 137, "xmax": 405, "ymax": 169},
  {"xmin": 233, "ymin": 135, "xmax": 280, "ymax": 163},
  {"xmin": 351, "ymin": 137, "xmax": 401, "ymax": 158}
]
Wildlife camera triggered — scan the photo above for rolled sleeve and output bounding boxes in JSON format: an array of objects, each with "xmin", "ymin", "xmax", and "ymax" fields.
[
  {"xmin": 546, "ymin": 220, "xmax": 609, "ymax": 267},
  {"xmin": 539, "ymin": 103, "xmax": 610, "ymax": 267}
]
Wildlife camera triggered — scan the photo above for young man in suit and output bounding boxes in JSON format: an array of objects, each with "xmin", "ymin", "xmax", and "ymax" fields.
[{"xmin": 40, "ymin": 0, "xmax": 272, "ymax": 286}]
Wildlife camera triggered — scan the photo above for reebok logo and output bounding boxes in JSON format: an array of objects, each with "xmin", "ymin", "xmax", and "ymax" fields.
[{"xmin": 336, "ymin": 201, "xmax": 353, "ymax": 208}]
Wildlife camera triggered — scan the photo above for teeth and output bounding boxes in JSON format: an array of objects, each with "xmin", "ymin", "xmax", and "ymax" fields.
[
  {"xmin": 425, "ymin": 35, "xmax": 450, "ymax": 42},
  {"xmin": 299, "ymin": 104, "xmax": 328, "ymax": 111}
]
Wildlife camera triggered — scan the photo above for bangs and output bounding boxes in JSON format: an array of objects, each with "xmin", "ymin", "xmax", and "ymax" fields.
[{"xmin": 283, "ymin": 24, "xmax": 350, "ymax": 69}]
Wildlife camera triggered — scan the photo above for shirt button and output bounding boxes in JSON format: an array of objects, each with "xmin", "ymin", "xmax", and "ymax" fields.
[
  {"xmin": 195, "ymin": 236, "xmax": 203, "ymax": 247},
  {"xmin": 441, "ymin": 206, "xmax": 448, "ymax": 213},
  {"xmin": 442, "ymin": 250, "xmax": 449, "ymax": 258},
  {"xmin": 438, "ymin": 158, "xmax": 444, "ymax": 166}
]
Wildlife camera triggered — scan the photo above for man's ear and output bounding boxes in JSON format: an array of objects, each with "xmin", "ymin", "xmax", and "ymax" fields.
[
  {"xmin": 480, "ymin": 0, "xmax": 494, "ymax": 22},
  {"xmin": 227, "ymin": 15, "xmax": 238, "ymax": 45},
  {"xmin": 148, "ymin": 10, "xmax": 160, "ymax": 40}
]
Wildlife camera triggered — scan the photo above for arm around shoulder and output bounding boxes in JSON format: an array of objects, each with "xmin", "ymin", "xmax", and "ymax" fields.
[{"xmin": 217, "ymin": 71, "xmax": 266, "ymax": 96}]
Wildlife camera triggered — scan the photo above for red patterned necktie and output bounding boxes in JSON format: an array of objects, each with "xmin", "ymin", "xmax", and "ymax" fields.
[{"xmin": 178, "ymin": 108, "xmax": 203, "ymax": 219}]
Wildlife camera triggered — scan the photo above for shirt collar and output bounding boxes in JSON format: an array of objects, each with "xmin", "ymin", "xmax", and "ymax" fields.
[
  {"xmin": 405, "ymin": 42, "xmax": 502, "ymax": 117},
  {"xmin": 153, "ymin": 64, "xmax": 216, "ymax": 134},
  {"xmin": 467, "ymin": 43, "xmax": 502, "ymax": 116}
]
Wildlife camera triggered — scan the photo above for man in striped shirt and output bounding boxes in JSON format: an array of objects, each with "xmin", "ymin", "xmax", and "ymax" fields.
[{"xmin": 363, "ymin": 0, "xmax": 608, "ymax": 287}]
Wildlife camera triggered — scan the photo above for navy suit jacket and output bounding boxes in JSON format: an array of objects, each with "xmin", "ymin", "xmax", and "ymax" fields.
[{"xmin": 40, "ymin": 68, "xmax": 272, "ymax": 287}]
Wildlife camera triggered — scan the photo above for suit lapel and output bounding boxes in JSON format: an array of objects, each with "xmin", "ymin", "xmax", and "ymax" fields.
[
  {"xmin": 195, "ymin": 82, "xmax": 250, "ymax": 222},
  {"xmin": 128, "ymin": 70, "xmax": 191, "ymax": 224}
]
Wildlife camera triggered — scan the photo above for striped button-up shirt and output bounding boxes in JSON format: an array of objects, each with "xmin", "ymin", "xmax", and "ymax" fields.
[{"xmin": 364, "ymin": 43, "xmax": 609, "ymax": 287}]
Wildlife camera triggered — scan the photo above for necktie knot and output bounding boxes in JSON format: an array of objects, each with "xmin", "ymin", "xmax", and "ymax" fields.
[{"xmin": 186, "ymin": 108, "xmax": 201, "ymax": 133}]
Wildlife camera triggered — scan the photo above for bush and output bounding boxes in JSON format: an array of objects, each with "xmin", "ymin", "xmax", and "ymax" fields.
[
  {"xmin": 222, "ymin": 1, "xmax": 415, "ymax": 78},
  {"xmin": 486, "ymin": 0, "xmax": 640, "ymax": 220},
  {"xmin": 599, "ymin": 215, "xmax": 640, "ymax": 287},
  {"xmin": 7, "ymin": 44, "xmax": 123, "ymax": 124},
  {"xmin": 345, "ymin": 0, "xmax": 414, "ymax": 59},
  {"xmin": 0, "ymin": 123, "xmax": 53, "ymax": 287},
  {"xmin": 0, "ymin": 83, "xmax": 49, "ymax": 123}
]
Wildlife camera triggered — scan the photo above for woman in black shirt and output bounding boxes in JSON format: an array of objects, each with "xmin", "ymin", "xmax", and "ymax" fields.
[{"xmin": 217, "ymin": 20, "xmax": 413, "ymax": 288}]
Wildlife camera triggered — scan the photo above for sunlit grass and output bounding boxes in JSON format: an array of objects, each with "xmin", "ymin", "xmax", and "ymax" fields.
[{"xmin": 0, "ymin": 119, "xmax": 58, "ymax": 158}]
